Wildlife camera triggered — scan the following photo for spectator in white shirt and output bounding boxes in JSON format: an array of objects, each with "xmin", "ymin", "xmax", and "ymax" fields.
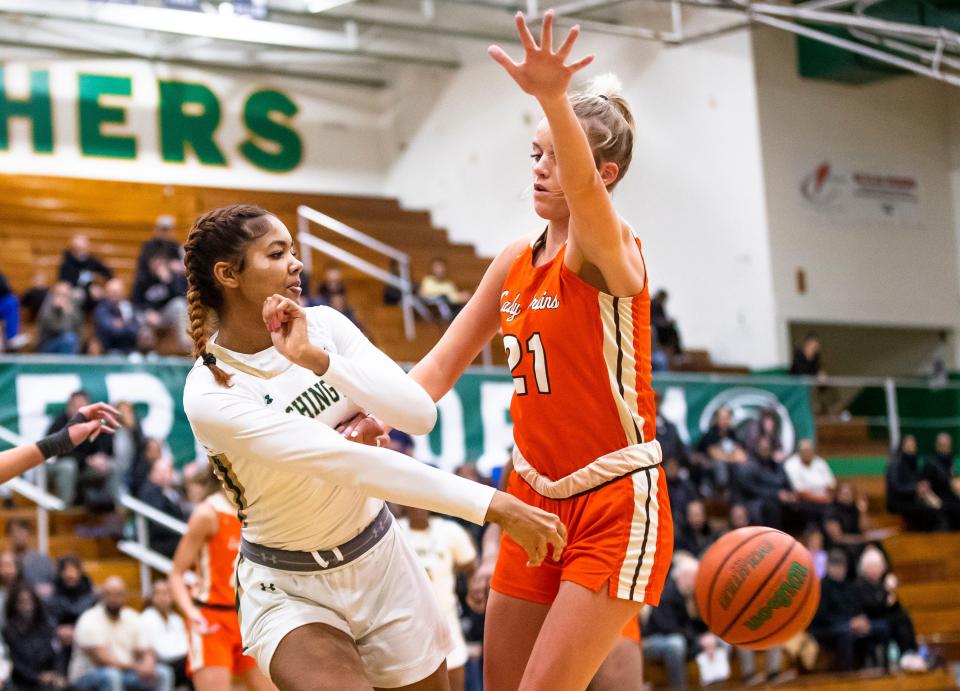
[
  {"xmin": 784, "ymin": 439, "xmax": 836, "ymax": 526},
  {"xmin": 138, "ymin": 580, "xmax": 189, "ymax": 689},
  {"xmin": 69, "ymin": 576, "xmax": 173, "ymax": 691},
  {"xmin": 784, "ymin": 439, "xmax": 835, "ymax": 503}
]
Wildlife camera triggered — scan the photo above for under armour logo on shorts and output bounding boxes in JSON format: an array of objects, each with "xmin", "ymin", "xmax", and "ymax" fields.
[
  {"xmin": 260, "ymin": 582, "xmax": 277, "ymax": 592},
  {"xmin": 264, "ymin": 395, "xmax": 273, "ymax": 405}
]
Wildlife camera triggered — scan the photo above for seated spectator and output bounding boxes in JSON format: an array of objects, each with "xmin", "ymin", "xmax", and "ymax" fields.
[
  {"xmin": 856, "ymin": 546, "xmax": 925, "ymax": 670},
  {"xmin": 732, "ymin": 436, "xmax": 799, "ymax": 532},
  {"xmin": 111, "ymin": 402, "xmax": 149, "ymax": 497},
  {"xmin": 48, "ymin": 556, "xmax": 99, "ymax": 670},
  {"xmin": 641, "ymin": 555, "xmax": 705, "ymax": 690},
  {"xmin": 741, "ymin": 408, "xmax": 785, "ymax": 462},
  {"xmin": 886, "ymin": 435, "xmax": 945, "ymax": 531},
  {"xmin": 3, "ymin": 581, "xmax": 65, "ymax": 690},
  {"xmin": 784, "ymin": 439, "xmax": 835, "ymax": 505},
  {"xmin": 93, "ymin": 278, "xmax": 140, "ymax": 355},
  {"xmin": 136, "ymin": 458, "xmax": 186, "ymax": 559},
  {"xmin": 138, "ymin": 580, "xmax": 189, "ymax": 689},
  {"xmin": 36, "ymin": 282, "xmax": 83, "ymax": 354},
  {"xmin": 803, "ymin": 526, "xmax": 828, "ymax": 579},
  {"xmin": 309, "ymin": 264, "xmax": 347, "ymax": 306},
  {"xmin": 5, "ymin": 519, "xmax": 55, "ymax": 598},
  {"xmin": 695, "ymin": 406, "xmax": 747, "ymax": 492},
  {"xmin": 418, "ymin": 258, "xmax": 468, "ymax": 321},
  {"xmin": 327, "ymin": 292, "xmax": 367, "ymax": 334},
  {"xmin": 0, "ymin": 551, "xmax": 20, "ymax": 630},
  {"xmin": 134, "ymin": 215, "xmax": 182, "ymax": 295},
  {"xmin": 69, "ymin": 576, "xmax": 173, "ymax": 691},
  {"xmin": 810, "ymin": 549, "xmax": 889, "ymax": 671},
  {"xmin": 664, "ymin": 456, "xmax": 699, "ymax": 527},
  {"xmin": 790, "ymin": 332, "xmax": 836, "ymax": 414},
  {"xmin": 674, "ymin": 499, "xmax": 716, "ymax": 557},
  {"xmin": 650, "ymin": 289, "xmax": 682, "ymax": 356},
  {"xmin": 655, "ymin": 392, "xmax": 689, "ymax": 470},
  {"xmin": 0, "ymin": 273, "xmax": 27, "ymax": 351},
  {"xmin": 44, "ymin": 390, "xmax": 116, "ymax": 510},
  {"xmin": 923, "ymin": 432, "xmax": 960, "ymax": 529},
  {"xmin": 824, "ymin": 482, "xmax": 896, "ymax": 565},
  {"xmin": 383, "ymin": 258, "xmax": 403, "ymax": 306},
  {"xmin": 789, "ymin": 332, "xmax": 826, "ymax": 379},
  {"xmin": 58, "ymin": 233, "xmax": 112, "ymax": 310},
  {"xmin": 133, "ymin": 256, "xmax": 189, "ymax": 354},
  {"xmin": 21, "ymin": 270, "xmax": 50, "ymax": 322},
  {"xmin": 729, "ymin": 503, "xmax": 750, "ymax": 530}
]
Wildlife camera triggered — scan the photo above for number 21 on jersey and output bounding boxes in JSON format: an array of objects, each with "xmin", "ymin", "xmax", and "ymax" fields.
[{"xmin": 503, "ymin": 333, "xmax": 551, "ymax": 395}]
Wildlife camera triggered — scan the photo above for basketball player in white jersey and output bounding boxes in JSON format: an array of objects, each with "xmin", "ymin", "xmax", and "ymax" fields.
[{"xmin": 181, "ymin": 205, "xmax": 565, "ymax": 691}]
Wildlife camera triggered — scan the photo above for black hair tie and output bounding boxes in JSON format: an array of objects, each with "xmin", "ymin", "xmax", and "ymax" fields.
[
  {"xmin": 598, "ymin": 94, "xmax": 609, "ymax": 101},
  {"xmin": 202, "ymin": 353, "xmax": 217, "ymax": 367}
]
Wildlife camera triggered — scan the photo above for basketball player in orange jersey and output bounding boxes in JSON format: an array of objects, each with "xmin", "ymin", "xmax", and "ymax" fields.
[
  {"xmin": 406, "ymin": 12, "xmax": 674, "ymax": 689},
  {"xmin": 169, "ymin": 468, "xmax": 275, "ymax": 691}
]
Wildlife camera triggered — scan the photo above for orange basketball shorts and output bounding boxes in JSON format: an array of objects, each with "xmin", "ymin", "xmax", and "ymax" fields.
[
  {"xmin": 491, "ymin": 465, "xmax": 673, "ymax": 606},
  {"xmin": 187, "ymin": 606, "xmax": 258, "ymax": 675}
]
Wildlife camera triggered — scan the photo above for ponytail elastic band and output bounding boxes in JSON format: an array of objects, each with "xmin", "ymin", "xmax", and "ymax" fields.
[
  {"xmin": 202, "ymin": 353, "xmax": 217, "ymax": 367},
  {"xmin": 598, "ymin": 94, "xmax": 609, "ymax": 101}
]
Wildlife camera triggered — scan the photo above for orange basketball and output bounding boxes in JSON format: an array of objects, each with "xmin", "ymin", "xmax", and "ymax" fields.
[{"xmin": 694, "ymin": 526, "xmax": 820, "ymax": 649}]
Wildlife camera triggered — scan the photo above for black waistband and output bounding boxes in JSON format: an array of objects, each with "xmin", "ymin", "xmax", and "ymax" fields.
[
  {"xmin": 240, "ymin": 505, "xmax": 393, "ymax": 573},
  {"xmin": 192, "ymin": 599, "xmax": 234, "ymax": 611}
]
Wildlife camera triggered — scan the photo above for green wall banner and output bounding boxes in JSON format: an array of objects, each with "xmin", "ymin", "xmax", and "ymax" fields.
[
  {"xmin": 0, "ymin": 59, "xmax": 382, "ymax": 193},
  {"xmin": 0, "ymin": 358, "xmax": 815, "ymax": 472}
]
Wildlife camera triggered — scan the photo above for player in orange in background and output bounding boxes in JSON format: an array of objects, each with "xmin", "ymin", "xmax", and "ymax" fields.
[
  {"xmin": 169, "ymin": 467, "xmax": 275, "ymax": 691},
  {"xmin": 400, "ymin": 11, "xmax": 674, "ymax": 690}
]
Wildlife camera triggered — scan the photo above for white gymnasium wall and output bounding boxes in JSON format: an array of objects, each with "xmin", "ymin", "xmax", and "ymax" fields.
[
  {"xmin": 384, "ymin": 32, "xmax": 782, "ymax": 368},
  {"xmin": 752, "ymin": 28, "xmax": 960, "ymax": 355}
]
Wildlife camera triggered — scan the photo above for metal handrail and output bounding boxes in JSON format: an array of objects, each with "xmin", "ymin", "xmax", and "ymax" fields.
[
  {"xmin": 120, "ymin": 493, "xmax": 187, "ymax": 596},
  {"xmin": 297, "ymin": 205, "xmax": 428, "ymax": 341},
  {"xmin": 0, "ymin": 424, "xmax": 67, "ymax": 556}
]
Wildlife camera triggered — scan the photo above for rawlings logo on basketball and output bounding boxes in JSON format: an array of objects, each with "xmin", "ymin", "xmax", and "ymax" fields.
[
  {"xmin": 718, "ymin": 541, "xmax": 774, "ymax": 611},
  {"xmin": 743, "ymin": 562, "xmax": 810, "ymax": 631}
]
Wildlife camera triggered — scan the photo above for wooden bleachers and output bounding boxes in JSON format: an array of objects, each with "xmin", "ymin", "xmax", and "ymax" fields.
[{"xmin": 0, "ymin": 173, "xmax": 501, "ymax": 363}]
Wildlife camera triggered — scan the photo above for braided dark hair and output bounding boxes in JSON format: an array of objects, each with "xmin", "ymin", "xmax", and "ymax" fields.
[{"xmin": 184, "ymin": 205, "xmax": 275, "ymax": 387}]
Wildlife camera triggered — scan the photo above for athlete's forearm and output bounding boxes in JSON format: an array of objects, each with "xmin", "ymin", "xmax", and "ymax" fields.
[
  {"xmin": 0, "ymin": 445, "xmax": 45, "ymax": 485},
  {"xmin": 322, "ymin": 350, "xmax": 437, "ymax": 435},
  {"xmin": 188, "ymin": 391, "xmax": 492, "ymax": 524},
  {"xmin": 538, "ymin": 94, "xmax": 603, "ymax": 195}
]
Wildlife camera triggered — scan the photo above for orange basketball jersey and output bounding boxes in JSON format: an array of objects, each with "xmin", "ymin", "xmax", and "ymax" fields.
[
  {"xmin": 193, "ymin": 492, "xmax": 241, "ymax": 608},
  {"xmin": 500, "ymin": 236, "xmax": 657, "ymax": 479}
]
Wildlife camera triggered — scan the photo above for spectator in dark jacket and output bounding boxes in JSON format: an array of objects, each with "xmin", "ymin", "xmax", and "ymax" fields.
[
  {"xmin": 856, "ymin": 547, "xmax": 922, "ymax": 667},
  {"xmin": 924, "ymin": 432, "xmax": 960, "ymax": 529},
  {"xmin": 93, "ymin": 278, "xmax": 140, "ymax": 354},
  {"xmin": 133, "ymin": 255, "xmax": 189, "ymax": 354},
  {"xmin": 3, "ymin": 582, "xmax": 65, "ymax": 690},
  {"xmin": 655, "ymin": 392, "xmax": 689, "ymax": 470},
  {"xmin": 823, "ymin": 482, "xmax": 896, "ymax": 566},
  {"xmin": 695, "ymin": 406, "xmax": 747, "ymax": 492},
  {"xmin": 674, "ymin": 500, "xmax": 716, "ymax": 557},
  {"xmin": 45, "ymin": 391, "xmax": 115, "ymax": 509},
  {"xmin": 665, "ymin": 457, "xmax": 699, "ymax": 527},
  {"xmin": 642, "ymin": 555, "xmax": 704, "ymax": 689},
  {"xmin": 811, "ymin": 549, "xmax": 889, "ymax": 671},
  {"xmin": 58, "ymin": 234, "xmax": 112, "ymax": 310},
  {"xmin": 133, "ymin": 215, "xmax": 182, "ymax": 295},
  {"xmin": 48, "ymin": 556, "xmax": 98, "ymax": 671},
  {"xmin": 732, "ymin": 436, "xmax": 798, "ymax": 531},
  {"xmin": 886, "ymin": 435, "xmax": 945, "ymax": 531},
  {"xmin": 137, "ymin": 458, "xmax": 187, "ymax": 559},
  {"xmin": 21, "ymin": 270, "xmax": 50, "ymax": 323},
  {"xmin": 789, "ymin": 332, "xmax": 824, "ymax": 378}
]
